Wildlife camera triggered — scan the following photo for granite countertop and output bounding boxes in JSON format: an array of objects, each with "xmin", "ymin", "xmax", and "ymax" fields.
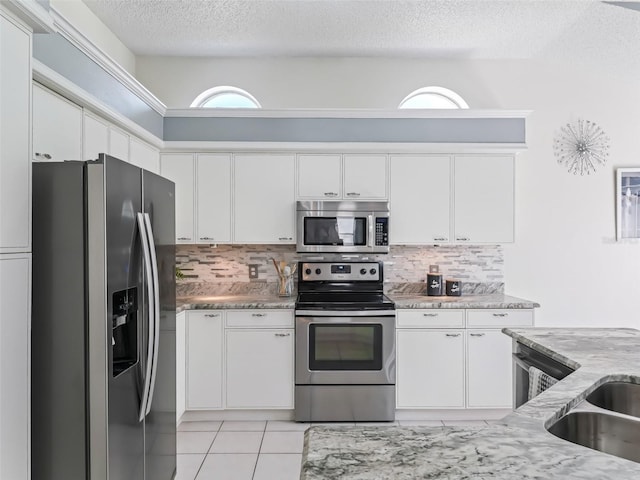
[
  {"xmin": 177, "ymin": 294, "xmax": 295, "ymax": 312},
  {"xmin": 390, "ymin": 293, "xmax": 539, "ymax": 309},
  {"xmin": 301, "ymin": 328, "xmax": 640, "ymax": 479}
]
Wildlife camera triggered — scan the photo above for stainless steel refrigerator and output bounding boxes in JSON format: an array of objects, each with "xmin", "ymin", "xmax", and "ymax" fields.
[{"xmin": 32, "ymin": 154, "xmax": 176, "ymax": 480}]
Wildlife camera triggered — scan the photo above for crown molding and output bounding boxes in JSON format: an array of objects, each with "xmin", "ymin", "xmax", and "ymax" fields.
[
  {"xmin": 165, "ymin": 108, "xmax": 532, "ymax": 119},
  {"xmin": 1, "ymin": 0, "xmax": 55, "ymax": 32},
  {"xmin": 49, "ymin": 7, "xmax": 167, "ymax": 116},
  {"xmin": 33, "ymin": 59, "xmax": 164, "ymax": 149},
  {"xmin": 162, "ymin": 141, "xmax": 527, "ymax": 154}
]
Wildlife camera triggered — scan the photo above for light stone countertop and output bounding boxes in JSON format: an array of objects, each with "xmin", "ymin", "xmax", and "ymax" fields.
[
  {"xmin": 177, "ymin": 294, "xmax": 295, "ymax": 312},
  {"xmin": 301, "ymin": 328, "xmax": 640, "ymax": 479},
  {"xmin": 390, "ymin": 293, "xmax": 539, "ymax": 309}
]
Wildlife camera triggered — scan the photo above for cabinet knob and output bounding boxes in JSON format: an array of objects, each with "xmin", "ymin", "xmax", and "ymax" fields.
[
  {"xmin": 35, "ymin": 152, "xmax": 52, "ymax": 159},
  {"xmin": 492, "ymin": 313, "xmax": 508, "ymax": 317},
  {"xmin": 177, "ymin": 237, "xmax": 191, "ymax": 241},
  {"xmin": 323, "ymin": 192, "xmax": 338, "ymax": 197},
  {"xmin": 252, "ymin": 313, "xmax": 267, "ymax": 317},
  {"xmin": 274, "ymin": 332, "xmax": 291, "ymax": 337},
  {"xmin": 422, "ymin": 313, "xmax": 439, "ymax": 317},
  {"xmin": 469, "ymin": 333, "xmax": 486, "ymax": 337},
  {"xmin": 204, "ymin": 313, "xmax": 220, "ymax": 318},
  {"xmin": 445, "ymin": 333, "xmax": 461, "ymax": 337},
  {"xmin": 200, "ymin": 237, "xmax": 215, "ymax": 240},
  {"xmin": 456, "ymin": 237, "xmax": 470, "ymax": 242},
  {"xmin": 346, "ymin": 192, "xmax": 361, "ymax": 197}
]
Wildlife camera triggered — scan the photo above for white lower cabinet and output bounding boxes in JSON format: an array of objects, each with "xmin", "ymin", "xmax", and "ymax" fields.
[
  {"xmin": 396, "ymin": 329, "xmax": 465, "ymax": 408},
  {"xmin": 466, "ymin": 330, "xmax": 513, "ymax": 408},
  {"xmin": 225, "ymin": 328, "xmax": 294, "ymax": 409},
  {"xmin": 186, "ymin": 311, "xmax": 224, "ymax": 409}
]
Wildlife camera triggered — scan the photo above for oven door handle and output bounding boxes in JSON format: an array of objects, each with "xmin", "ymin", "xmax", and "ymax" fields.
[{"xmin": 295, "ymin": 309, "xmax": 395, "ymax": 317}]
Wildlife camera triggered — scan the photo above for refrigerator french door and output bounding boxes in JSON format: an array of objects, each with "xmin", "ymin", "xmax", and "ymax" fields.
[{"xmin": 32, "ymin": 155, "xmax": 176, "ymax": 480}]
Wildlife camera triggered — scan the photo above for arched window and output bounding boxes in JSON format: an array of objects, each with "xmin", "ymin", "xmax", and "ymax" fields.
[
  {"xmin": 190, "ymin": 86, "xmax": 261, "ymax": 108},
  {"xmin": 399, "ymin": 86, "xmax": 469, "ymax": 109}
]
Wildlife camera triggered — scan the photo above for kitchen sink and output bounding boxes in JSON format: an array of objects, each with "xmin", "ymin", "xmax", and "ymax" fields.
[
  {"xmin": 586, "ymin": 381, "xmax": 640, "ymax": 418},
  {"xmin": 547, "ymin": 411, "xmax": 640, "ymax": 463}
]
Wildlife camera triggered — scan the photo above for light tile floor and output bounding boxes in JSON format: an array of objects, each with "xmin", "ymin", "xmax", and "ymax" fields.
[{"xmin": 176, "ymin": 419, "xmax": 492, "ymax": 480}]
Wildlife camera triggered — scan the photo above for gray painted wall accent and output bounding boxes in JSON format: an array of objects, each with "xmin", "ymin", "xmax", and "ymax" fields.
[
  {"xmin": 163, "ymin": 116, "xmax": 525, "ymax": 143},
  {"xmin": 33, "ymin": 33, "xmax": 164, "ymax": 138}
]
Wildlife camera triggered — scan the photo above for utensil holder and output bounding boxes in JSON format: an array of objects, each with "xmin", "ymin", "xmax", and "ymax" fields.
[{"xmin": 278, "ymin": 274, "xmax": 294, "ymax": 297}]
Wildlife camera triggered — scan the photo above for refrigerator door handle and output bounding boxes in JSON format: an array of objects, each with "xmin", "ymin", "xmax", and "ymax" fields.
[
  {"xmin": 143, "ymin": 213, "xmax": 161, "ymax": 417},
  {"xmin": 137, "ymin": 212, "xmax": 155, "ymax": 422}
]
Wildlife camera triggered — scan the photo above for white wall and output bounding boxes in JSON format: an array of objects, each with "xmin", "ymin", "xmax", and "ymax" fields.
[
  {"xmin": 136, "ymin": 54, "xmax": 640, "ymax": 329},
  {"xmin": 50, "ymin": 0, "xmax": 136, "ymax": 74}
]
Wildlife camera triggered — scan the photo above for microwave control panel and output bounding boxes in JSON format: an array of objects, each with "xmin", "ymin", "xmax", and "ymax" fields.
[{"xmin": 375, "ymin": 217, "xmax": 389, "ymax": 246}]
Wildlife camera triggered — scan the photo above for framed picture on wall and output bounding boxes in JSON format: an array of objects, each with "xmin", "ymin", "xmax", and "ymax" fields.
[{"xmin": 616, "ymin": 168, "xmax": 640, "ymax": 240}]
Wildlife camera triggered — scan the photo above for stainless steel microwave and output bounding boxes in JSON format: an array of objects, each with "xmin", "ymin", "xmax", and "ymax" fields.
[{"xmin": 296, "ymin": 201, "xmax": 390, "ymax": 254}]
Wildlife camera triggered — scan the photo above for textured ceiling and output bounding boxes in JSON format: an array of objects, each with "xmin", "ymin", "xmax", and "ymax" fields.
[{"xmin": 81, "ymin": 0, "xmax": 640, "ymax": 59}]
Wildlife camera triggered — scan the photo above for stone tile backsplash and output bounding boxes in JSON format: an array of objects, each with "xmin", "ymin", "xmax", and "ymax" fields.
[{"xmin": 176, "ymin": 244, "xmax": 504, "ymax": 295}]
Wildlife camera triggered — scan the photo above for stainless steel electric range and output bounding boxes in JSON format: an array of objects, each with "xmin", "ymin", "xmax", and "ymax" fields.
[{"xmin": 294, "ymin": 261, "xmax": 396, "ymax": 422}]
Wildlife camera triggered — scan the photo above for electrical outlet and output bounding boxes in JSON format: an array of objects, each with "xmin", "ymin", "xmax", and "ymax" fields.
[{"xmin": 248, "ymin": 264, "xmax": 259, "ymax": 279}]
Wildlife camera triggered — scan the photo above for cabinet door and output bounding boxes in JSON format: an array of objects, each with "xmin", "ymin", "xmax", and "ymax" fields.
[
  {"xmin": 343, "ymin": 154, "xmax": 388, "ymax": 199},
  {"xmin": 396, "ymin": 330, "xmax": 465, "ymax": 408},
  {"xmin": 160, "ymin": 154, "xmax": 195, "ymax": 243},
  {"xmin": 297, "ymin": 154, "xmax": 342, "ymax": 199},
  {"xmin": 176, "ymin": 311, "xmax": 186, "ymax": 422},
  {"xmin": 32, "ymin": 83, "xmax": 82, "ymax": 162},
  {"xmin": 83, "ymin": 113, "xmax": 109, "ymax": 161},
  {"xmin": 390, "ymin": 155, "xmax": 451, "ymax": 244},
  {"xmin": 466, "ymin": 330, "xmax": 513, "ymax": 408},
  {"xmin": 0, "ymin": 15, "xmax": 30, "ymax": 253},
  {"xmin": 454, "ymin": 155, "xmax": 514, "ymax": 243},
  {"xmin": 234, "ymin": 154, "xmax": 295, "ymax": 243},
  {"xmin": 196, "ymin": 154, "xmax": 232, "ymax": 243},
  {"xmin": 0, "ymin": 254, "xmax": 31, "ymax": 480},
  {"xmin": 130, "ymin": 137, "xmax": 159, "ymax": 173},
  {"xmin": 226, "ymin": 329, "xmax": 294, "ymax": 408},
  {"xmin": 186, "ymin": 311, "xmax": 223, "ymax": 409},
  {"xmin": 108, "ymin": 126, "xmax": 129, "ymax": 162}
]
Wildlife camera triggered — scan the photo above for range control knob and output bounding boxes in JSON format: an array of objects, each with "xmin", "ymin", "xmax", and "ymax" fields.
[
  {"xmin": 370, "ymin": 268, "xmax": 377, "ymax": 275},
  {"xmin": 360, "ymin": 268, "xmax": 367, "ymax": 275},
  {"xmin": 304, "ymin": 268, "xmax": 312, "ymax": 275},
  {"xmin": 315, "ymin": 268, "xmax": 322, "ymax": 275}
]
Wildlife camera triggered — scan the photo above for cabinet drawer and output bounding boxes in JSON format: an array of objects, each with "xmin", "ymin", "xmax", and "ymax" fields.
[
  {"xmin": 226, "ymin": 309, "xmax": 294, "ymax": 328},
  {"xmin": 396, "ymin": 309, "xmax": 464, "ymax": 328},
  {"xmin": 466, "ymin": 309, "xmax": 534, "ymax": 328}
]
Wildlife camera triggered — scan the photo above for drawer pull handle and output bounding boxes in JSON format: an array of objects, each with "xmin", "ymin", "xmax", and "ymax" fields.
[
  {"xmin": 204, "ymin": 313, "xmax": 220, "ymax": 318},
  {"xmin": 422, "ymin": 313, "xmax": 439, "ymax": 317},
  {"xmin": 278, "ymin": 237, "xmax": 293, "ymax": 241},
  {"xmin": 274, "ymin": 333, "xmax": 291, "ymax": 337},
  {"xmin": 470, "ymin": 333, "xmax": 486, "ymax": 337},
  {"xmin": 252, "ymin": 313, "xmax": 267, "ymax": 317},
  {"xmin": 324, "ymin": 192, "xmax": 338, "ymax": 197},
  {"xmin": 433, "ymin": 237, "xmax": 448, "ymax": 242},
  {"xmin": 492, "ymin": 313, "xmax": 508, "ymax": 317},
  {"xmin": 346, "ymin": 192, "xmax": 361, "ymax": 196},
  {"xmin": 177, "ymin": 237, "xmax": 191, "ymax": 241},
  {"xmin": 445, "ymin": 333, "xmax": 461, "ymax": 337},
  {"xmin": 35, "ymin": 152, "xmax": 52, "ymax": 159},
  {"xmin": 200, "ymin": 237, "xmax": 215, "ymax": 240},
  {"xmin": 456, "ymin": 237, "xmax": 470, "ymax": 242}
]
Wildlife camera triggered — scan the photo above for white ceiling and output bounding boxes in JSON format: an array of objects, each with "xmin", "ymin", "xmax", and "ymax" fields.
[{"xmin": 81, "ymin": 0, "xmax": 640, "ymax": 59}]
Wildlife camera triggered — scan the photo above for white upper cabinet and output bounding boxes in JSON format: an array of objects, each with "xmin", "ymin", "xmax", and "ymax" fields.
[
  {"xmin": 297, "ymin": 154, "xmax": 342, "ymax": 198},
  {"xmin": 83, "ymin": 112, "xmax": 109, "ymax": 161},
  {"xmin": 234, "ymin": 154, "xmax": 296, "ymax": 243},
  {"xmin": 196, "ymin": 154, "xmax": 232, "ymax": 243},
  {"xmin": 160, "ymin": 153, "xmax": 195, "ymax": 243},
  {"xmin": 343, "ymin": 154, "xmax": 388, "ymax": 199},
  {"xmin": 129, "ymin": 137, "xmax": 159, "ymax": 173},
  {"xmin": 1, "ymin": 14, "xmax": 31, "ymax": 253},
  {"xmin": 32, "ymin": 83, "xmax": 82, "ymax": 162},
  {"xmin": 390, "ymin": 155, "xmax": 451, "ymax": 244},
  {"xmin": 108, "ymin": 126, "xmax": 129, "ymax": 162},
  {"xmin": 296, "ymin": 154, "xmax": 388, "ymax": 200},
  {"xmin": 454, "ymin": 155, "xmax": 514, "ymax": 243}
]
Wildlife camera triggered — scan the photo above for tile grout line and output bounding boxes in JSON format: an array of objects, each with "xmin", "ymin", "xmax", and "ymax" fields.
[
  {"xmin": 194, "ymin": 426, "xmax": 220, "ymax": 480},
  {"xmin": 251, "ymin": 422, "xmax": 268, "ymax": 480}
]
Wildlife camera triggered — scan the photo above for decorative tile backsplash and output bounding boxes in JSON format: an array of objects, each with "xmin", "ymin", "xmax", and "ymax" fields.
[{"xmin": 176, "ymin": 244, "xmax": 504, "ymax": 295}]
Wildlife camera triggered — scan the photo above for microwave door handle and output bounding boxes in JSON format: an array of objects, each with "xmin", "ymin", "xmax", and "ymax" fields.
[
  {"xmin": 136, "ymin": 213, "xmax": 155, "ymax": 422},
  {"xmin": 368, "ymin": 215, "xmax": 374, "ymax": 248},
  {"xmin": 143, "ymin": 213, "xmax": 161, "ymax": 417}
]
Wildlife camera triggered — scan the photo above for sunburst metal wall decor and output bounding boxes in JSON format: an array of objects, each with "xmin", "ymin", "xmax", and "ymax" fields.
[{"xmin": 553, "ymin": 119, "xmax": 610, "ymax": 175}]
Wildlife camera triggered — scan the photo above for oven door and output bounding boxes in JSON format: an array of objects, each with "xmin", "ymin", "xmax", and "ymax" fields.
[{"xmin": 295, "ymin": 313, "xmax": 395, "ymax": 385}]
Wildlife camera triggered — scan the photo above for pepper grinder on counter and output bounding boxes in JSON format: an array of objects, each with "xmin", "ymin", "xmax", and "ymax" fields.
[{"xmin": 426, "ymin": 265, "xmax": 443, "ymax": 296}]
